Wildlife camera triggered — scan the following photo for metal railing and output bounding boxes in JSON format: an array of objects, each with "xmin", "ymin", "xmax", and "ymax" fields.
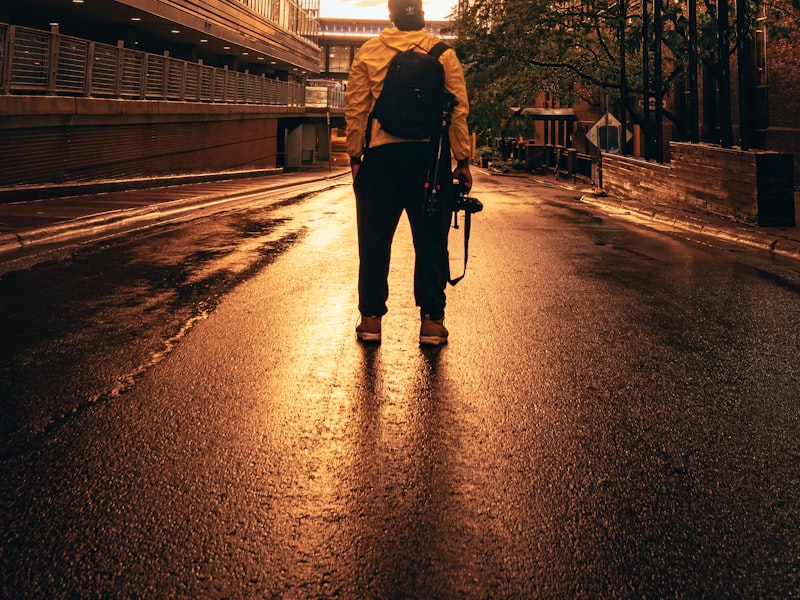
[
  {"xmin": 240, "ymin": 0, "xmax": 320, "ymax": 45},
  {"xmin": 0, "ymin": 23, "xmax": 344, "ymax": 109},
  {"xmin": 305, "ymin": 84, "xmax": 346, "ymax": 109}
]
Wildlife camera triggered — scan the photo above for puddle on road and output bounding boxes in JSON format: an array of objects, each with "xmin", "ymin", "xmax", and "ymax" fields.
[{"xmin": 184, "ymin": 217, "xmax": 300, "ymax": 284}]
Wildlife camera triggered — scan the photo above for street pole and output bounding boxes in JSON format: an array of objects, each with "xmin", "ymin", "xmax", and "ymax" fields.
[
  {"xmin": 689, "ymin": 0, "xmax": 699, "ymax": 142},
  {"xmin": 619, "ymin": 0, "xmax": 628, "ymax": 155},
  {"xmin": 654, "ymin": 0, "xmax": 664, "ymax": 162},
  {"xmin": 736, "ymin": 0, "xmax": 752, "ymax": 150},
  {"xmin": 717, "ymin": 0, "xmax": 734, "ymax": 147},
  {"xmin": 642, "ymin": 0, "xmax": 650, "ymax": 160},
  {"xmin": 327, "ymin": 111, "xmax": 332, "ymax": 173}
]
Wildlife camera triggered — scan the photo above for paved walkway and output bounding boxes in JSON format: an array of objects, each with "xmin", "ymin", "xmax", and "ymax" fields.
[
  {"xmin": 0, "ymin": 168, "xmax": 350, "ymax": 258},
  {"xmin": 1, "ymin": 167, "xmax": 799, "ymax": 264}
]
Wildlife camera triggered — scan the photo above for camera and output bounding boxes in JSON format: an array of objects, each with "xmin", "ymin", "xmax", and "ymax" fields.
[{"xmin": 456, "ymin": 193, "xmax": 483, "ymax": 214}]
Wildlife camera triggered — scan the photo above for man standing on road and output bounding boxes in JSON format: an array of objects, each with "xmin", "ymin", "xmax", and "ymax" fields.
[{"xmin": 346, "ymin": 0, "xmax": 472, "ymax": 346}]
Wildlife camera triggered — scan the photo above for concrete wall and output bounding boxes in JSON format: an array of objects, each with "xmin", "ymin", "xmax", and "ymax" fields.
[
  {"xmin": 0, "ymin": 96, "xmax": 332, "ymax": 186},
  {"xmin": 602, "ymin": 142, "xmax": 795, "ymax": 227}
]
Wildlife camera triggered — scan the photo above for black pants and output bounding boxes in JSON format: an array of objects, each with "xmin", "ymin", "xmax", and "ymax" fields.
[{"xmin": 353, "ymin": 142, "xmax": 452, "ymax": 319}]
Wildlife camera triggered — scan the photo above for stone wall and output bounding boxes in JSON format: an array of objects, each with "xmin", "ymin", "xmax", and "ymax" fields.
[{"xmin": 602, "ymin": 142, "xmax": 795, "ymax": 226}]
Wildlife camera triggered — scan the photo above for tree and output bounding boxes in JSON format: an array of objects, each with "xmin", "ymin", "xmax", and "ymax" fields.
[{"xmin": 451, "ymin": 0, "xmax": 798, "ymax": 149}]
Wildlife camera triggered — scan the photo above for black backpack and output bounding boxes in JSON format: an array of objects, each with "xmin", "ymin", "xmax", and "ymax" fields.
[{"xmin": 371, "ymin": 41, "xmax": 451, "ymax": 140}]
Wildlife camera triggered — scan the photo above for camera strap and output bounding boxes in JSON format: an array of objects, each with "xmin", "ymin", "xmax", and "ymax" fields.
[{"xmin": 448, "ymin": 206, "xmax": 473, "ymax": 286}]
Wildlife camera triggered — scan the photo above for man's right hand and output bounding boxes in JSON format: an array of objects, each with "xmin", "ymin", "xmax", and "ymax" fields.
[
  {"xmin": 452, "ymin": 160, "xmax": 472, "ymax": 193},
  {"xmin": 350, "ymin": 157, "xmax": 361, "ymax": 180}
]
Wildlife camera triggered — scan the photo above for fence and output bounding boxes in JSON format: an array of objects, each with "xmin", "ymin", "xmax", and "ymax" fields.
[{"xmin": 0, "ymin": 23, "xmax": 342, "ymax": 109}]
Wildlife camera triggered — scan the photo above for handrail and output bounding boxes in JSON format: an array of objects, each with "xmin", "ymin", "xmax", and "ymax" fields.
[{"xmin": 0, "ymin": 22, "xmax": 343, "ymax": 110}]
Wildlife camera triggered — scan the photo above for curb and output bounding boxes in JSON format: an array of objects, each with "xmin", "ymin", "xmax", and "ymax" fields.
[
  {"xmin": 0, "ymin": 232, "xmax": 21, "ymax": 254},
  {"xmin": 580, "ymin": 193, "xmax": 800, "ymax": 261},
  {"xmin": 485, "ymin": 170, "xmax": 800, "ymax": 263},
  {"xmin": 0, "ymin": 197, "xmax": 223, "ymax": 255},
  {"xmin": 771, "ymin": 238, "xmax": 800, "ymax": 261}
]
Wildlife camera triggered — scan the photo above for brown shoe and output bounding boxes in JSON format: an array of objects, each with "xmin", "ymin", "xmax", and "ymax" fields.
[
  {"xmin": 419, "ymin": 314, "xmax": 448, "ymax": 346},
  {"xmin": 356, "ymin": 315, "xmax": 382, "ymax": 342}
]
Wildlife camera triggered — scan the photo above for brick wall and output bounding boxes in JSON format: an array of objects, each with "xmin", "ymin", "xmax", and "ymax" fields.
[
  {"xmin": 764, "ymin": 0, "xmax": 800, "ymax": 176},
  {"xmin": 767, "ymin": 1, "xmax": 800, "ymax": 128}
]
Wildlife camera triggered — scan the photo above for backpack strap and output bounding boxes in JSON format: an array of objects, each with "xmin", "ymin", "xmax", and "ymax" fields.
[
  {"xmin": 399, "ymin": 40, "xmax": 450, "ymax": 58},
  {"xmin": 428, "ymin": 41, "xmax": 450, "ymax": 60}
]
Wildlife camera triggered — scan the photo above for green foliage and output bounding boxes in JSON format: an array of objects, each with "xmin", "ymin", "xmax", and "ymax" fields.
[
  {"xmin": 490, "ymin": 159, "xmax": 528, "ymax": 173},
  {"xmin": 510, "ymin": 159, "xmax": 527, "ymax": 171},
  {"xmin": 452, "ymin": 0, "xmax": 797, "ymax": 139},
  {"xmin": 489, "ymin": 161, "xmax": 511, "ymax": 173}
]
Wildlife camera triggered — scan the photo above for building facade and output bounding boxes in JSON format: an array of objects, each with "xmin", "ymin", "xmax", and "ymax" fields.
[
  {"xmin": 0, "ymin": 0, "xmax": 341, "ymax": 185},
  {"xmin": 317, "ymin": 18, "xmax": 454, "ymax": 84}
]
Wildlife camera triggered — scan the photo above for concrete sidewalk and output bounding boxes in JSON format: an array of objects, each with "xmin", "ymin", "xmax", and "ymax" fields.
[
  {"xmin": 0, "ymin": 168, "xmax": 351, "ymax": 259},
  {"xmin": 1, "ymin": 166, "xmax": 799, "ymax": 265}
]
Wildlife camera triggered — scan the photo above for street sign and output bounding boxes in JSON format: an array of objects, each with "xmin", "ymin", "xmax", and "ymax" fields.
[{"xmin": 586, "ymin": 112, "xmax": 632, "ymax": 153}]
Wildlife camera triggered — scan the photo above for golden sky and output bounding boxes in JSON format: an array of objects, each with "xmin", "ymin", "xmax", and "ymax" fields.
[{"xmin": 319, "ymin": 0, "xmax": 457, "ymax": 21}]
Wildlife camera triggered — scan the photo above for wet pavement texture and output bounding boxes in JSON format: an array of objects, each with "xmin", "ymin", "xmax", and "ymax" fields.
[{"xmin": 1, "ymin": 171, "xmax": 799, "ymax": 598}]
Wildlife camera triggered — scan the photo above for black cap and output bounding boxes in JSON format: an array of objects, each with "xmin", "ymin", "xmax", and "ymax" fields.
[{"xmin": 389, "ymin": 0, "xmax": 425, "ymax": 30}]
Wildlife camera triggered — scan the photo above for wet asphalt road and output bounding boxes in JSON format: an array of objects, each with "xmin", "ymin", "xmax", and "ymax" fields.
[{"xmin": 1, "ymin": 171, "xmax": 799, "ymax": 598}]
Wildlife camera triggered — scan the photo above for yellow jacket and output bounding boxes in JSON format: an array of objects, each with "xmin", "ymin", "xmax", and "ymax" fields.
[{"xmin": 345, "ymin": 27, "xmax": 470, "ymax": 162}]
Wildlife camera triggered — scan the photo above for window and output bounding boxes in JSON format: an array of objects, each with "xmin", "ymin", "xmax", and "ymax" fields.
[{"xmin": 327, "ymin": 45, "xmax": 351, "ymax": 73}]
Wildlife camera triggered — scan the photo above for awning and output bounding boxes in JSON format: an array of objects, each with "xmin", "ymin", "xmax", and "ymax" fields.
[{"xmin": 509, "ymin": 107, "xmax": 577, "ymax": 120}]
